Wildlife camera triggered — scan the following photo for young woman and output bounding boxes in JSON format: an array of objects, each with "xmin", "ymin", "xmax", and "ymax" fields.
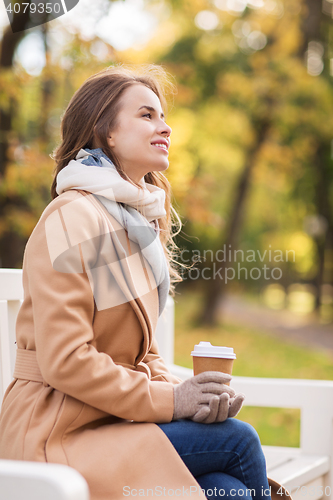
[{"xmin": 0, "ymin": 65, "xmax": 271, "ymax": 500}]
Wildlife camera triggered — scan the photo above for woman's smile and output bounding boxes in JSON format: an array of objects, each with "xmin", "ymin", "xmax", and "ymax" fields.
[{"xmin": 151, "ymin": 139, "xmax": 169, "ymax": 153}]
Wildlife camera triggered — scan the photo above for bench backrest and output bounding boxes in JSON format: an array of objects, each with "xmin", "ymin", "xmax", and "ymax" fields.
[{"xmin": 0, "ymin": 269, "xmax": 23, "ymax": 400}]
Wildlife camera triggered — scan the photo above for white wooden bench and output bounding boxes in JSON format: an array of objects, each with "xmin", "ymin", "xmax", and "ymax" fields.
[{"xmin": 1, "ymin": 268, "xmax": 333, "ymax": 499}]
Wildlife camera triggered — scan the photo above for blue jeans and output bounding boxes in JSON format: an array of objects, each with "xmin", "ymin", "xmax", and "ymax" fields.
[{"xmin": 157, "ymin": 418, "xmax": 271, "ymax": 500}]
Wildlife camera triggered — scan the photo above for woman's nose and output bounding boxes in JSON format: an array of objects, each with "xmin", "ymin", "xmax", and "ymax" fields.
[{"xmin": 158, "ymin": 121, "xmax": 172, "ymax": 137}]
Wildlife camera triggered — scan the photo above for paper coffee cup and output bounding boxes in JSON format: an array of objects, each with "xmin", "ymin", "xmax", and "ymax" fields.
[{"xmin": 191, "ymin": 342, "xmax": 236, "ymax": 381}]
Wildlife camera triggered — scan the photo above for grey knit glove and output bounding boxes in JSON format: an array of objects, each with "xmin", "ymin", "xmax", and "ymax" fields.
[
  {"xmin": 173, "ymin": 371, "xmax": 235, "ymax": 422},
  {"xmin": 190, "ymin": 392, "xmax": 245, "ymax": 423},
  {"xmin": 192, "ymin": 395, "xmax": 220, "ymax": 424},
  {"xmin": 197, "ymin": 392, "xmax": 245, "ymax": 423},
  {"xmin": 228, "ymin": 393, "xmax": 245, "ymax": 418}
]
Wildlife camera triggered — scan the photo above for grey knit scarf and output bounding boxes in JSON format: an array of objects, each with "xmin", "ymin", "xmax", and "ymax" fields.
[{"xmin": 56, "ymin": 148, "xmax": 170, "ymax": 315}]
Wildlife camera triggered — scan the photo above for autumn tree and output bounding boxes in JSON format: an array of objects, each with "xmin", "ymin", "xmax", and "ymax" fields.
[{"xmin": 0, "ymin": 1, "xmax": 116, "ymax": 267}]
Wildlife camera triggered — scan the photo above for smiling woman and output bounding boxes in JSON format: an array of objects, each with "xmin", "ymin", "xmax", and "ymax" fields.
[{"xmin": 0, "ymin": 64, "xmax": 270, "ymax": 500}]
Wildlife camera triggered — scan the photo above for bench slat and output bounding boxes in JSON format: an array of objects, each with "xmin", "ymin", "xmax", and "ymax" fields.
[
  {"xmin": 264, "ymin": 445, "xmax": 300, "ymax": 470},
  {"xmin": 292, "ymin": 477, "xmax": 327, "ymax": 500},
  {"xmin": 0, "ymin": 269, "xmax": 24, "ymax": 301},
  {"xmin": 270, "ymin": 454, "xmax": 330, "ymax": 491},
  {"xmin": 263, "ymin": 446, "xmax": 329, "ymax": 492}
]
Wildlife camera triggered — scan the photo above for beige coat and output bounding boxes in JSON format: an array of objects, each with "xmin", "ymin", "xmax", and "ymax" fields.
[{"xmin": 0, "ymin": 190, "xmax": 202, "ymax": 500}]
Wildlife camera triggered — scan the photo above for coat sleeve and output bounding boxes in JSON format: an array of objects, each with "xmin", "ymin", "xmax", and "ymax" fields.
[
  {"xmin": 25, "ymin": 192, "xmax": 174, "ymax": 423},
  {"xmin": 142, "ymin": 338, "xmax": 183, "ymax": 384}
]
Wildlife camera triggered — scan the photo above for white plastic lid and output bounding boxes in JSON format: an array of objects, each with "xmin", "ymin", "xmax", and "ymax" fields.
[{"xmin": 191, "ymin": 341, "xmax": 236, "ymax": 359}]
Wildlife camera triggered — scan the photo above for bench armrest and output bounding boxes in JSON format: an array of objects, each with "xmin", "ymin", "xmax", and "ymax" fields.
[{"xmin": 0, "ymin": 460, "xmax": 90, "ymax": 500}]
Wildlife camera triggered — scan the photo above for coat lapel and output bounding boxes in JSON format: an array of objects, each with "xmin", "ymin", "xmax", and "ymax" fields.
[{"xmin": 79, "ymin": 190, "xmax": 159, "ymax": 359}]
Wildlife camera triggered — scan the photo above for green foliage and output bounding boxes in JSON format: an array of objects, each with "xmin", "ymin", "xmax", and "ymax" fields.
[
  {"xmin": 139, "ymin": 0, "xmax": 333, "ymax": 294},
  {"xmin": 174, "ymin": 290, "xmax": 333, "ymax": 379},
  {"xmin": 0, "ymin": 33, "xmax": 116, "ymax": 242},
  {"xmin": 0, "ymin": 142, "xmax": 53, "ymax": 237}
]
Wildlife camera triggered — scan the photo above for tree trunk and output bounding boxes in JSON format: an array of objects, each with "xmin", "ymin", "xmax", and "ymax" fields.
[
  {"xmin": 299, "ymin": 0, "xmax": 332, "ymax": 312},
  {"xmin": 0, "ymin": 9, "xmax": 32, "ymax": 267},
  {"xmin": 39, "ymin": 24, "xmax": 53, "ymax": 144},
  {"xmin": 198, "ymin": 118, "xmax": 271, "ymax": 326},
  {"xmin": 299, "ymin": 0, "xmax": 323, "ymax": 56},
  {"xmin": 312, "ymin": 145, "xmax": 333, "ymax": 310}
]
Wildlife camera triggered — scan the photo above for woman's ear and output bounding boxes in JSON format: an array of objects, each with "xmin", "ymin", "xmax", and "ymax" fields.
[{"xmin": 107, "ymin": 135, "xmax": 116, "ymax": 148}]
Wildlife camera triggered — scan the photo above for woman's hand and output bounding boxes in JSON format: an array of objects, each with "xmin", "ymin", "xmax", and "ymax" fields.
[
  {"xmin": 228, "ymin": 393, "xmax": 245, "ymax": 418},
  {"xmin": 209, "ymin": 392, "xmax": 246, "ymax": 423},
  {"xmin": 193, "ymin": 392, "xmax": 246, "ymax": 423},
  {"xmin": 172, "ymin": 371, "xmax": 235, "ymax": 422}
]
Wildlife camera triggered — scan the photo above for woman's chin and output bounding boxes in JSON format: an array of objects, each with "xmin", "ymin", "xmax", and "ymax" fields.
[{"xmin": 153, "ymin": 162, "xmax": 169, "ymax": 173}]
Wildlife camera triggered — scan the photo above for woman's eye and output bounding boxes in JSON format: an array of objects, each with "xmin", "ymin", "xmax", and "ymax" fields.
[{"xmin": 143, "ymin": 113, "xmax": 152, "ymax": 119}]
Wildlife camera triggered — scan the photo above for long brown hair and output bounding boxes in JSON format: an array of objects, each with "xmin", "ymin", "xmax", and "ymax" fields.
[{"xmin": 51, "ymin": 64, "xmax": 183, "ymax": 290}]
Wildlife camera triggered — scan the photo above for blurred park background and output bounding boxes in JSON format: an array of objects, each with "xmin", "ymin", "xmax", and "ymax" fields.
[{"xmin": 0, "ymin": 0, "xmax": 333, "ymax": 446}]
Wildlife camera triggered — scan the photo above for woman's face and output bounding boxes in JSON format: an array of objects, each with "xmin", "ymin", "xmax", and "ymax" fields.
[{"xmin": 107, "ymin": 84, "xmax": 172, "ymax": 183}]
